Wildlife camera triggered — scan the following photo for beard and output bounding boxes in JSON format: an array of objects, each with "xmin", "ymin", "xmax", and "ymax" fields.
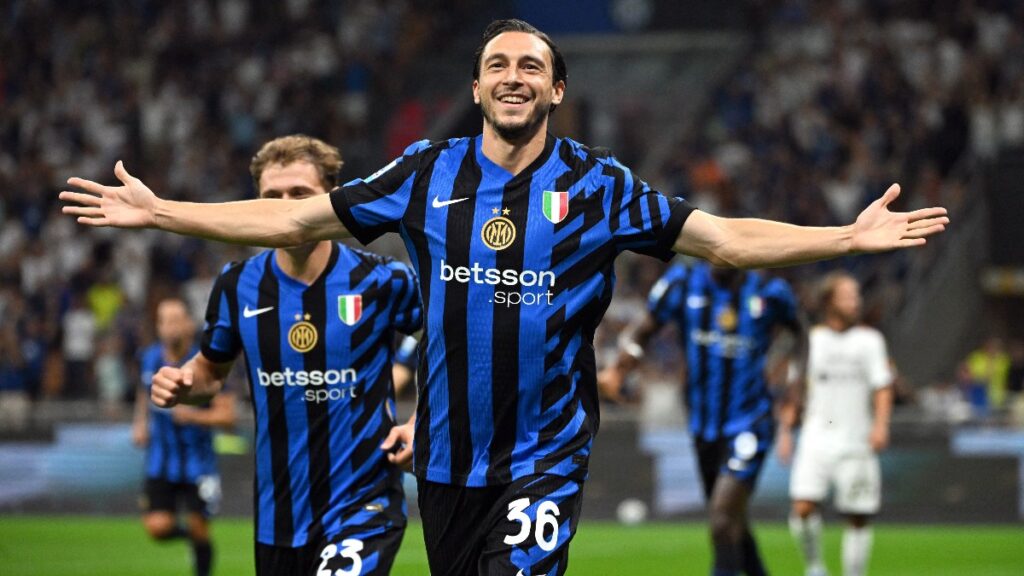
[{"xmin": 480, "ymin": 97, "xmax": 550, "ymax": 143}]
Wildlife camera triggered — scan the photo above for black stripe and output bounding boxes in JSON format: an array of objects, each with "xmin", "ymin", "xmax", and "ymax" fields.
[
  {"xmin": 626, "ymin": 174, "xmax": 647, "ymax": 233},
  {"xmin": 696, "ymin": 277, "xmax": 713, "ymax": 439},
  {"xmin": 442, "ymin": 148, "xmax": 480, "ymax": 480},
  {"xmin": 717, "ymin": 286, "xmax": 742, "ymax": 438},
  {"xmin": 605, "ymin": 162, "xmax": 625, "ymax": 234},
  {"xmin": 405, "ymin": 148, "xmax": 439, "ymax": 475},
  {"xmin": 301, "ymin": 243, "xmax": 337, "ymax": 545},
  {"xmin": 256, "ymin": 257, "xmax": 293, "ymax": 544},
  {"xmin": 200, "ymin": 262, "xmax": 244, "ymax": 363}
]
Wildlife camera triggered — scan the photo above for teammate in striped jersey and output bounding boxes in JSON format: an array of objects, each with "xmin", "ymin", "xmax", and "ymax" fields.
[
  {"xmin": 133, "ymin": 296, "xmax": 237, "ymax": 576},
  {"xmin": 148, "ymin": 136, "xmax": 422, "ymax": 576},
  {"xmin": 600, "ymin": 262, "xmax": 800, "ymax": 576},
  {"xmin": 63, "ymin": 19, "xmax": 949, "ymax": 576}
]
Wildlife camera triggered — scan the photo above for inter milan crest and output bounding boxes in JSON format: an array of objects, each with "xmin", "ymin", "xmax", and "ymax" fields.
[
  {"xmin": 716, "ymin": 306, "xmax": 738, "ymax": 332},
  {"xmin": 542, "ymin": 191, "xmax": 569, "ymax": 224},
  {"xmin": 481, "ymin": 207, "xmax": 516, "ymax": 251},
  {"xmin": 337, "ymin": 294, "xmax": 363, "ymax": 326},
  {"xmin": 288, "ymin": 313, "xmax": 318, "ymax": 353}
]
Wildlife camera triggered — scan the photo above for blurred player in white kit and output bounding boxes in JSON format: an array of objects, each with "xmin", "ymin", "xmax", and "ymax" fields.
[{"xmin": 777, "ymin": 272, "xmax": 894, "ymax": 576}]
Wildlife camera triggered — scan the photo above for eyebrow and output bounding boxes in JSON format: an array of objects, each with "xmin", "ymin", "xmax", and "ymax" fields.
[{"xmin": 484, "ymin": 53, "xmax": 547, "ymax": 68}]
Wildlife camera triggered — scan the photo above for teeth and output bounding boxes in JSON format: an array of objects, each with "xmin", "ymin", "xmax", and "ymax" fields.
[{"xmin": 500, "ymin": 96, "xmax": 527, "ymax": 104}]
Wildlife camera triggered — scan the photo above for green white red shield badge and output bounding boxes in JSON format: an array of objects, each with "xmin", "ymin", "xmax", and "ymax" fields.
[
  {"xmin": 337, "ymin": 295, "xmax": 362, "ymax": 325},
  {"xmin": 542, "ymin": 191, "xmax": 569, "ymax": 224}
]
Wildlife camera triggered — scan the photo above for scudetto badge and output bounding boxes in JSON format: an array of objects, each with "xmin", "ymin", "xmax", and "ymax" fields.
[{"xmin": 288, "ymin": 314, "xmax": 318, "ymax": 353}]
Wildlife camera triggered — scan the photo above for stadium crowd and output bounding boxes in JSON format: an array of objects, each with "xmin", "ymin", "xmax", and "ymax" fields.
[{"xmin": 1, "ymin": 0, "xmax": 1022, "ymax": 426}]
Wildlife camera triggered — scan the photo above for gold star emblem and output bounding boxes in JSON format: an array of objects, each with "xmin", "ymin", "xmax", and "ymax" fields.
[
  {"xmin": 492, "ymin": 207, "xmax": 500, "ymax": 215},
  {"xmin": 502, "ymin": 207, "xmax": 511, "ymax": 215},
  {"xmin": 294, "ymin": 313, "xmax": 311, "ymax": 321}
]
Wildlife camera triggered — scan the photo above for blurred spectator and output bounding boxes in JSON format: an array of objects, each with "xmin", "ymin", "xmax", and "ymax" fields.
[
  {"xmin": 95, "ymin": 331, "xmax": 128, "ymax": 419},
  {"xmin": 61, "ymin": 292, "xmax": 97, "ymax": 399},
  {"xmin": 964, "ymin": 337, "xmax": 1011, "ymax": 411},
  {"xmin": 0, "ymin": 317, "xmax": 31, "ymax": 431}
]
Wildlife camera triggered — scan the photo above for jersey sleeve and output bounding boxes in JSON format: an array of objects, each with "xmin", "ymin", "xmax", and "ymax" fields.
[
  {"xmin": 329, "ymin": 140, "xmax": 430, "ymax": 245},
  {"xmin": 647, "ymin": 266, "xmax": 687, "ymax": 325},
  {"xmin": 605, "ymin": 158, "xmax": 695, "ymax": 261},
  {"xmin": 866, "ymin": 330, "xmax": 894, "ymax": 390},
  {"xmin": 138, "ymin": 347, "xmax": 156, "ymax": 389},
  {"xmin": 393, "ymin": 334, "xmax": 419, "ymax": 370},
  {"xmin": 200, "ymin": 263, "xmax": 242, "ymax": 364},
  {"xmin": 387, "ymin": 260, "xmax": 423, "ymax": 335},
  {"xmin": 764, "ymin": 277, "xmax": 800, "ymax": 332}
]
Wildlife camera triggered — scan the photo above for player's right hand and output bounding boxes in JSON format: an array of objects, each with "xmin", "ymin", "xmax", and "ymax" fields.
[
  {"xmin": 61, "ymin": 161, "xmax": 159, "ymax": 229},
  {"xmin": 151, "ymin": 366, "xmax": 194, "ymax": 408},
  {"xmin": 597, "ymin": 367, "xmax": 628, "ymax": 404}
]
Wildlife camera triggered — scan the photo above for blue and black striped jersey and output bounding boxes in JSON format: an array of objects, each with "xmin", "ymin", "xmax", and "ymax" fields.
[
  {"xmin": 200, "ymin": 242, "xmax": 421, "ymax": 547},
  {"xmin": 331, "ymin": 134, "xmax": 694, "ymax": 487},
  {"xmin": 648, "ymin": 263, "xmax": 799, "ymax": 440},
  {"xmin": 139, "ymin": 343, "xmax": 217, "ymax": 483}
]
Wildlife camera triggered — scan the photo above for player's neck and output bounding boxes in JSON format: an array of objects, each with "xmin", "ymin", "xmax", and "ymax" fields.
[
  {"xmin": 824, "ymin": 314, "xmax": 851, "ymax": 332},
  {"xmin": 275, "ymin": 241, "xmax": 332, "ymax": 285},
  {"xmin": 481, "ymin": 121, "xmax": 548, "ymax": 175},
  {"xmin": 163, "ymin": 340, "xmax": 192, "ymax": 364}
]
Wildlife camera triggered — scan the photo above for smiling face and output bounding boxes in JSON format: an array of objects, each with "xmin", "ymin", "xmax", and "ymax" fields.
[{"xmin": 473, "ymin": 31, "xmax": 565, "ymax": 142}]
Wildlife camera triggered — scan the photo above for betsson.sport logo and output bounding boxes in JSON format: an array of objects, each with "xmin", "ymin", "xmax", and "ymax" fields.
[
  {"xmin": 256, "ymin": 367, "xmax": 359, "ymax": 404},
  {"xmin": 439, "ymin": 259, "xmax": 555, "ymax": 307}
]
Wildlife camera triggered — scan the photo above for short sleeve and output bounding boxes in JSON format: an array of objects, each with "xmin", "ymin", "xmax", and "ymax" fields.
[
  {"xmin": 606, "ymin": 159, "xmax": 695, "ymax": 261},
  {"xmin": 866, "ymin": 331, "xmax": 893, "ymax": 390},
  {"xmin": 388, "ymin": 261, "xmax": 422, "ymax": 335},
  {"xmin": 394, "ymin": 335, "xmax": 419, "ymax": 370},
  {"xmin": 330, "ymin": 140, "xmax": 430, "ymax": 245},
  {"xmin": 200, "ymin": 263, "xmax": 242, "ymax": 364},
  {"xmin": 764, "ymin": 277, "xmax": 800, "ymax": 331},
  {"xmin": 647, "ymin": 266, "xmax": 687, "ymax": 325}
]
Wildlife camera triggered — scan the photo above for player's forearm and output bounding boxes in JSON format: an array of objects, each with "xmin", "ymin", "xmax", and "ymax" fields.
[
  {"xmin": 180, "ymin": 354, "xmax": 230, "ymax": 404},
  {"xmin": 186, "ymin": 397, "xmax": 237, "ymax": 429},
  {"xmin": 152, "ymin": 194, "xmax": 347, "ymax": 247},
  {"xmin": 873, "ymin": 386, "xmax": 894, "ymax": 428},
  {"xmin": 676, "ymin": 214, "xmax": 856, "ymax": 269}
]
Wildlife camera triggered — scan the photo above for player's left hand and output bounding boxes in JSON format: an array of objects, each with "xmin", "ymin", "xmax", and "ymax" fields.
[
  {"xmin": 380, "ymin": 422, "xmax": 414, "ymax": 471},
  {"xmin": 869, "ymin": 423, "xmax": 889, "ymax": 452},
  {"xmin": 850, "ymin": 184, "xmax": 949, "ymax": 253}
]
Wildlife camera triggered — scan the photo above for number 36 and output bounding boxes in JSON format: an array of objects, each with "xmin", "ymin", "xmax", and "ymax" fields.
[{"xmin": 503, "ymin": 498, "xmax": 561, "ymax": 552}]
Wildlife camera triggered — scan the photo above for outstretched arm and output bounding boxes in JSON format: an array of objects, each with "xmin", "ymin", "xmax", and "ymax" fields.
[
  {"xmin": 674, "ymin": 184, "xmax": 948, "ymax": 268},
  {"xmin": 61, "ymin": 161, "xmax": 349, "ymax": 246}
]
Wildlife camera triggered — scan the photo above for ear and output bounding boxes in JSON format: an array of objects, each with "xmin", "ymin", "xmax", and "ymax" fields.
[
  {"xmin": 551, "ymin": 79, "xmax": 565, "ymax": 106},
  {"xmin": 472, "ymin": 80, "xmax": 481, "ymax": 105}
]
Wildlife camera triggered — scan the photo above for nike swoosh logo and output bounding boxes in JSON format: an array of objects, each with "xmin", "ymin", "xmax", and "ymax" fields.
[
  {"xmin": 243, "ymin": 305, "xmax": 274, "ymax": 318},
  {"xmin": 432, "ymin": 196, "xmax": 469, "ymax": 208}
]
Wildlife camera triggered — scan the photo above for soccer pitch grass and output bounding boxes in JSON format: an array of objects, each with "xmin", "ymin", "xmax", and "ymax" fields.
[{"xmin": 1, "ymin": 517, "xmax": 1021, "ymax": 575}]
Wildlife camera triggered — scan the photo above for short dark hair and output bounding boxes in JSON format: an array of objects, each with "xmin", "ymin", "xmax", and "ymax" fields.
[{"xmin": 472, "ymin": 19, "xmax": 568, "ymax": 87}]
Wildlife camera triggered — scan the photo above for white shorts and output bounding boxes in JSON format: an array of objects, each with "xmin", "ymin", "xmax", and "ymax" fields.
[{"xmin": 789, "ymin": 439, "xmax": 881, "ymax": 515}]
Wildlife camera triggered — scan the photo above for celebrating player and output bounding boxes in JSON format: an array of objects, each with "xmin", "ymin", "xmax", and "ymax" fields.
[
  {"xmin": 777, "ymin": 272, "xmax": 894, "ymax": 576},
  {"xmin": 133, "ymin": 296, "xmax": 237, "ymax": 576},
  {"xmin": 63, "ymin": 19, "xmax": 947, "ymax": 576},
  {"xmin": 600, "ymin": 262, "xmax": 800, "ymax": 575},
  {"xmin": 147, "ymin": 136, "xmax": 422, "ymax": 575}
]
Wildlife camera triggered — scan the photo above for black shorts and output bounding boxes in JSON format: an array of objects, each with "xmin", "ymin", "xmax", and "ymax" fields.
[
  {"xmin": 418, "ymin": 474, "xmax": 585, "ymax": 576},
  {"xmin": 694, "ymin": 416, "xmax": 775, "ymax": 499},
  {"xmin": 142, "ymin": 476, "xmax": 220, "ymax": 517},
  {"xmin": 255, "ymin": 524, "xmax": 404, "ymax": 576}
]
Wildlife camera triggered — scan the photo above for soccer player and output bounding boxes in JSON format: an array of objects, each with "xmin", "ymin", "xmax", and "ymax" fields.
[
  {"xmin": 148, "ymin": 135, "xmax": 422, "ymax": 575},
  {"xmin": 777, "ymin": 272, "xmax": 894, "ymax": 576},
  {"xmin": 133, "ymin": 296, "xmax": 237, "ymax": 576},
  {"xmin": 63, "ymin": 19, "xmax": 947, "ymax": 576},
  {"xmin": 599, "ymin": 262, "xmax": 800, "ymax": 576}
]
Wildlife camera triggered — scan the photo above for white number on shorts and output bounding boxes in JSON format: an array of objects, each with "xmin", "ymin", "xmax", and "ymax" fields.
[
  {"xmin": 502, "ymin": 498, "xmax": 562, "ymax": 552},
  {"xmin": 317, "ymin": 538, "xmax": 364, "ymax": 576}
]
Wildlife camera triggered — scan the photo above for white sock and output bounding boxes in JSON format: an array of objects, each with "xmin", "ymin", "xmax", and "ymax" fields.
[
  {"xmin": 842, "ymin": 526, "xmax": 873, "ymax": 576},
  {"xmin": 789, "ymin": 512, "xmax": 826, "ymax": 573}
]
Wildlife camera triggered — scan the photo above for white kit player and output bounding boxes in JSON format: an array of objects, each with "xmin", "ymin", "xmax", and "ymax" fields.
[{"xmin": 777, "ymin": 272, "xmax": 894, "ymax": 576}]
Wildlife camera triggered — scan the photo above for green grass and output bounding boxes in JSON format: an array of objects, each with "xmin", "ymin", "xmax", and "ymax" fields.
[{"xmin": 0, "ymin": 517, "xmax": 1020, "ymax": 575}]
